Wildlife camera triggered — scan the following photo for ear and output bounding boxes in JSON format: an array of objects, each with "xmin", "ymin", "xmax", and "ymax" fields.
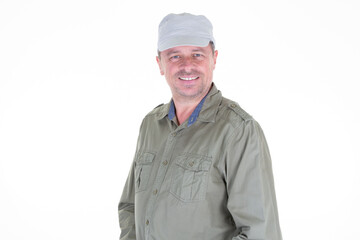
[
  {"xmin": 212, "ymin": 50, "xmax": 218, "ymax": 70},
  {"xmin": 156, "ymin": 56, "xmax": 164, "ymax": 75}
]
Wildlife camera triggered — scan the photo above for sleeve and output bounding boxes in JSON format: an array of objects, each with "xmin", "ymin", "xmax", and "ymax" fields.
[
  {"xmin": 118, "ymin": 161, "xmax": 136, "ymax": 240},
  {"xmin": 224, "ymin": 120, "xmax": 282, "ymax": 240},
  {"xmin": 118, "ymin": 119, "xmax": 147, "ymax": 240}
]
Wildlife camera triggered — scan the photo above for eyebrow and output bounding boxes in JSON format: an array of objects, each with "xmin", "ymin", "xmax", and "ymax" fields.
[
  {"xmin": 166, "ymin": 50, "xmax": 180, "ymax": 57},
  {"xmin": 166, "ymin": 48, "xmax": 206, "ymax": 57},
  {"xmin": 191, "ymin": 48, "xmax": 205, "ymax": 52}
]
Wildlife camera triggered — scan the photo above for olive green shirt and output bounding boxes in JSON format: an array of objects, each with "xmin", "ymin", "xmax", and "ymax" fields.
[{"xmin": 118, "ymin": 84, "xmax": 282, "ymax": 240}]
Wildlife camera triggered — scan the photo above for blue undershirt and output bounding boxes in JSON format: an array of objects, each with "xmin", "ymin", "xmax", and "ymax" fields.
[{"xmin": 168, "ymin": 94, "xmax": 208, "ymax": 127}]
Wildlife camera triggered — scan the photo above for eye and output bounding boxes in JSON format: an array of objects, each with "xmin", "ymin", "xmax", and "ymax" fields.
[
  {"xmin": 193, "ymin": 53, "xmax": 205, "ymax": 59},
  {"xmin": 170, "ymin": 55, "xmax": 180, "ymax": 61}
]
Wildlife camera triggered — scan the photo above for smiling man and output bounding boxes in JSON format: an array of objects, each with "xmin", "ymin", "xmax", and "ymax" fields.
[
  {"xmin": 156, "ymin": 44, "xmax": 217, "ymax": 125},
  {"xmin": 118, "ymin": 13, "xmax": 282, "ymax": 240}
]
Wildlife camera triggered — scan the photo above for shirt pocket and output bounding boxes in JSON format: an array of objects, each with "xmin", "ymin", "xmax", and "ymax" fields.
[
  {"xmin": 135, "ymin": 152, "xmax": 155, "ymax": 193},
  {"xmin": 170, "ymin": 154, "xmax": 212, "ymax": 202}
]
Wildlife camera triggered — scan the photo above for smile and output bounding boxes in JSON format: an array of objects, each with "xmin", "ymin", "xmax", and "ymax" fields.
[{"xmin": 179, "ymin": 77, "xmax": 199, "ymax": 81}]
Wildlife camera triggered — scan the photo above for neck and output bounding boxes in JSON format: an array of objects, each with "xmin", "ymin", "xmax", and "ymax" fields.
[
  {"xmin": 172, "ymin": 99, "xmax": 200, "ymax": 125},
  {"xmin": 172, "ymin": 85, "xmax": 212, "ymax": 125}
]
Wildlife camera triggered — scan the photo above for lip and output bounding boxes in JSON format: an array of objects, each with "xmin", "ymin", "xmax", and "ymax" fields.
[{"xmin": 178, "ymin": 76, "xmax": 199, "ymax": 81}]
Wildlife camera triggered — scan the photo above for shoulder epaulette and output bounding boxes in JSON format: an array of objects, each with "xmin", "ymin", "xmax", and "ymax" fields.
[
  {"xmin": 154, "ymin": 103, "xmax": 164, "ymax": 109},
  {"xmin": 227, "ymin": 102, "xmax": 253, "ymax": 121}
]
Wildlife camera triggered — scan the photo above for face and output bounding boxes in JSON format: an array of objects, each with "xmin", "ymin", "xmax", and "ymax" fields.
[{"xmin": 156, "ymin": 44, "xmax": 218, "ymax": 102}]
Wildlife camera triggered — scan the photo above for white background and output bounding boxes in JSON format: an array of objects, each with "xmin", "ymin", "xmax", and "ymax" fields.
[{"xmin": 1, "ymin": 0, "xmax": 359, "ymax": 239}]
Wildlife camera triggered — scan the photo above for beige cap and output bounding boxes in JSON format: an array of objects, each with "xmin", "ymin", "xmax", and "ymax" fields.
[{"xmin": 157, "ymin": 13, "xmax": 215, "ymax": 51}]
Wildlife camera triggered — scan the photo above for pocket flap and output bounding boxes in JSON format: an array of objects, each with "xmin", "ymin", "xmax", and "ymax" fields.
[
  {"xmin": 175, "ymin": 155, "xmax": 211, "ymax": 171},
  {"xmin": 136, "ymin": 152, "xmax": 155, "ymax": 165}
]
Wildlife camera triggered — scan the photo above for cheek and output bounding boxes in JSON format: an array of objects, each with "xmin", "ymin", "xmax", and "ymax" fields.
[
  {"xmin": 207, "ymin": 62, "xmax": 215, "ymax": 72},
  {"xmin": 165, "ymin": 65, "xmax": 177, "ymax": 76}
]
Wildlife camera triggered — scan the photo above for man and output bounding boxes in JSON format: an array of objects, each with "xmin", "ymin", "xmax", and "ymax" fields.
[{"xmin": 118, "ymin": 13, "xmax": 282, "ymax": 240}]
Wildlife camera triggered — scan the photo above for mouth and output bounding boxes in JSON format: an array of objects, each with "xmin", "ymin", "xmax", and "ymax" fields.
[{"xmin": 178, "ymin": 76, "xmax": 199, "ymax": 81}]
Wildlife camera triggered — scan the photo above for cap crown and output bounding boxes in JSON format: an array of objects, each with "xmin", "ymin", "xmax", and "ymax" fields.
[{"xmin": 158, "ymin": 13, "xmax": 215, "ymax": 51}]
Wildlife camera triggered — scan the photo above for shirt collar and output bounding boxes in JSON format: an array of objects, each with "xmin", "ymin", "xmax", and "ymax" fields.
[
  {"xmin": 155, "ymin": 83, "xmax": 222, "ymax": 124},
  {"xmin": 168, "ymin": 93, "xmax": 208, "ymax": 127},
  {"xmin": 196, "ymin": 84, "xmax": 222, "ymax": 123}
]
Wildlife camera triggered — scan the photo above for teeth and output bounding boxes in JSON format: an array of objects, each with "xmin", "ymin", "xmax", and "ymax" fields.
[{"xmin": 179, "ymin": 77, "xmax": 198, "ymax": 81}]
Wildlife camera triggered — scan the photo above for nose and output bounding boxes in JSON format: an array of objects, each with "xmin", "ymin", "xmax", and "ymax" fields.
[{"xmin": 180, "ymin": 57, "xmax": 195, "ymax": 72}]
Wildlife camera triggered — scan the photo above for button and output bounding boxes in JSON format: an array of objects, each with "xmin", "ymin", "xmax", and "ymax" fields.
[
  {"xmin": 163, "ymin": 160, "xmax": 168, "ymax": 166},
  {"xmin": 146, "ymin": 220, "xmax": 149, "ymax": 225},
  {"xmin": 171, "ymin": 132, "xmax": 177, "ymax": 137},
  {"xmin": 153, "ymin": 189, "xmax": 158, "ymax": 195},
  {"xmin": 230, "ymin": 103, "xmax": 236, "ymax": 108},
  {"xmin": 189, "ymin": 161, "xmax": 194, "ymax": 167}
]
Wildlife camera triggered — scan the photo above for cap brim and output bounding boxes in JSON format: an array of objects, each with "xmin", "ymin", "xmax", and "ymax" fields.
[{"xmin": 158, "ymin": 36, "xmax": 210, "ymax": 51}]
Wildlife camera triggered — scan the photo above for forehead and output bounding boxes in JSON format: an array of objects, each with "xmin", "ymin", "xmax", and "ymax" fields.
[{"xmin": 162, "ymin": 44, "xmax": 211, "ymax": 56}]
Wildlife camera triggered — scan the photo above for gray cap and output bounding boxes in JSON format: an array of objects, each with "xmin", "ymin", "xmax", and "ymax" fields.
[{"xmin": 157, "ymin": 13, "xmax": 215, "ymax": 52}]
